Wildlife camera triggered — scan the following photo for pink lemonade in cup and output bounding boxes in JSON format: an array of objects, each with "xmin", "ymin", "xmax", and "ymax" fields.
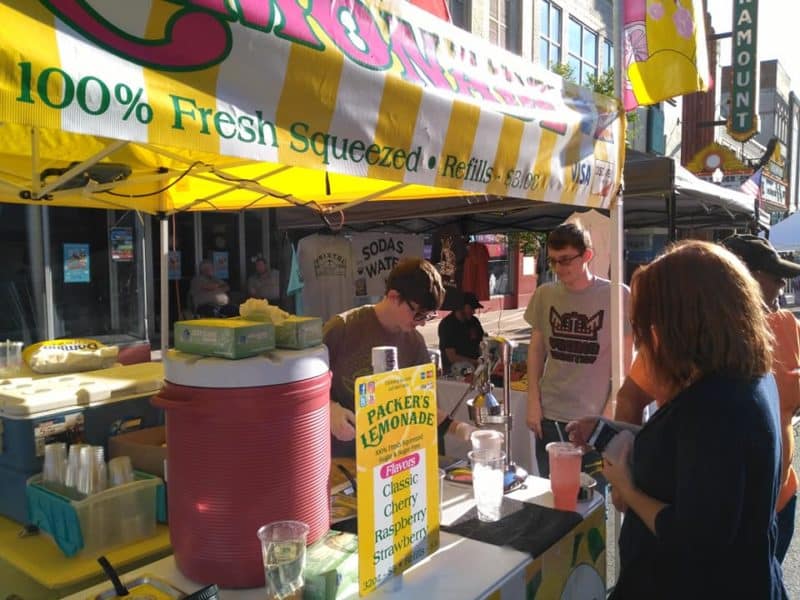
[{"xmin": 546, "ymin": 442, "xmax": 582, "ymax": 511}]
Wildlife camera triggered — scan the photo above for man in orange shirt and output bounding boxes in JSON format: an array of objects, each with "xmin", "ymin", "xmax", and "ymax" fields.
[{"xmin": 722, "ymin": 234, "xmax": 800, "ymax": 563}]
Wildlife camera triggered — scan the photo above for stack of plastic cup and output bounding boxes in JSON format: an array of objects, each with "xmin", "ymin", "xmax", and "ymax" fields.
[
  {"xmin": 93, "ymin": 446, "xmax": 108, "ymax": 493},
  {"xmin": 108, "ymin": 456, "xmax": 135, "ymax": 487},
  {"xmin": 42, "ymin": 442, "xmax": 67, "ymax": 486},
  {"xmin": 77, "ymin": 445, "xmax": 96, "ymax": 495},
  {"xmin": 65, "ymin": 443, "xmax": 89, "ymax": 490}
]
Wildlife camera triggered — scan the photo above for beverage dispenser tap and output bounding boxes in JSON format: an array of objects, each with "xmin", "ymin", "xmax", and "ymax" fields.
[{"xmin": 459, "ymin": 337, "xmax": 528, "ymax": 487}]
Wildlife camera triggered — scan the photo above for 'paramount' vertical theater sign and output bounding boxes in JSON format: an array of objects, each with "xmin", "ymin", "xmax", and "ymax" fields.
[{"xmin": 728, "ymin": 0, "xmax": 759, "ymax": 142}]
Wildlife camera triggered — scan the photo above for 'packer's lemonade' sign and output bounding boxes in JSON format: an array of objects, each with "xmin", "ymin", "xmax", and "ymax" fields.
[{"xmin": 355, "ymin": 364, "xmax": 439, "ymax": 595}]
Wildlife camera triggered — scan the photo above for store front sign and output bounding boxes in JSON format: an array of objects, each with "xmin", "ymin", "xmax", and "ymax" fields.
[
  {"xmin": 728, "ymin": 0, "xmax": 759, "ymax": 142},
  {"xmin": 355, "ymin": 364, "xmax": 440, "ymax": 595},
  {"xmin": 762, "ymin": 174, "xmax": 787, "ymax": 208}
]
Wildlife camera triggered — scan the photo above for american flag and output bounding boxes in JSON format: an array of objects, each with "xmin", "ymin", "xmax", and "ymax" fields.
[{"xmin": 739, "ymin": 168, "xmax": 763, "ymax": 203}]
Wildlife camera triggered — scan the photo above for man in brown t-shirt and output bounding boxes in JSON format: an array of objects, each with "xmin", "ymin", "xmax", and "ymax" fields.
[{"xmin": 324, "ymin": 258, "xmax": 474, "ymax": 457}]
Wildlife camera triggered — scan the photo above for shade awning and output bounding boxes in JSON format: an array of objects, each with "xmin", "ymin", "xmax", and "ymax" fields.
[
  {"xmin": 275, "ymin": 151, "xmax": 760, "ymax": 233},
  {"xmin": 0, "ymin": 0, "xmax": 625, "ymax": 215}
]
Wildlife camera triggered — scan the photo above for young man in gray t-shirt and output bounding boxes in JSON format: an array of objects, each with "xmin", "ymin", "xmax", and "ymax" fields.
[{"xmin": 524, "ymin": 222, "xmax": 632, "ymax": 478}]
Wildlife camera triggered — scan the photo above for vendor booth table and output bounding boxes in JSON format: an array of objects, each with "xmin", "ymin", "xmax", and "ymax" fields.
[
  {"xmin": 65, "ymin": 474, "xmax": 605, "ymax": 600},
  {"xmin": 0, "ymin": 517, "xmax": 171, "ymax": 599}
]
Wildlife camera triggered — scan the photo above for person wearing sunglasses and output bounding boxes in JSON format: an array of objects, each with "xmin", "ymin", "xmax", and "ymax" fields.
[
  {"xmin": 523, "ymin": 222, "xmax": 633, "ymax": 482},
  {"xmin": 324, "ymin": 257, "xmax": 474, "ymax": 457}
]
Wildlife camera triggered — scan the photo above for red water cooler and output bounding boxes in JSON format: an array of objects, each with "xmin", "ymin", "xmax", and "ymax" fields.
[{"xmin": 153, "ymin": 346, "xmax": 331, "ymax": 588}]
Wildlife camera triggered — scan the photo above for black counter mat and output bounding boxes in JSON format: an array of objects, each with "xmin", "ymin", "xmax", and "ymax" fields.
[
  {"xmin": 441, "ymin": 497, "xmax": 582, "ymax": 558},
  {"xmin": 331, "ymin": 498, "xmax": 582, "ymax": 559}
]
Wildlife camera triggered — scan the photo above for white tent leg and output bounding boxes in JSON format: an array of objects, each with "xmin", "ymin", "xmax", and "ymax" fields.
[
  {"xmin": 609, "ymin": 193, "xmax": 625, "ymax": 589},
  {"xmin": 610, "ymin": 0, "xmax": 625, "ymax": 588},
  {"xmin": 160, "ymin": 215, "xmax": 169, "ymax": 355}
]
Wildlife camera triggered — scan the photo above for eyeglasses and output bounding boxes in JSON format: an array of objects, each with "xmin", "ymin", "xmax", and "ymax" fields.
[
  {"xmin": 405, "ymin": 300, "xmax": 436, "ymax": 322},
  {"xmin": 547, "ymin": 253, "xmax": 584, "ymax": 268}
]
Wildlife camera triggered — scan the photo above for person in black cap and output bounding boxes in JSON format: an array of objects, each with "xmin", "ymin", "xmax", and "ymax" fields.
[
  {"xmin": 437, "ymin": 291, "xmax": 486, "ymax": 376},
  {"xmin": 723, "ymin": 233, "xmax": 800, "ymax": 564}
]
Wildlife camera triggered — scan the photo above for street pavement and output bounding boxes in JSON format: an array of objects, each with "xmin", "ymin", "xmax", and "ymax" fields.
[{"xmin": 422, "ymin": 306, "xmax": 800, "ymax": 596}]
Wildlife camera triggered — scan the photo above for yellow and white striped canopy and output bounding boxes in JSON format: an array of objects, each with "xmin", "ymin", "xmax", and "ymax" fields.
[{"xmin": 0, "ymin": 0, "xmax": 624, "ymax": 215}]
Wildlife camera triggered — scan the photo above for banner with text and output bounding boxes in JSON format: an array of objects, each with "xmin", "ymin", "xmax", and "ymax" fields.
[
  {"xmin": 355, "ymin": 363, "xmax": 439, "ymax": 595},
  {"xmin": 351, "ymin": 233, "xmax": 424, "ymax": 297},
  {"xmin": 0, "ymin": 1, "xmax": 623, "ymax": 208}
]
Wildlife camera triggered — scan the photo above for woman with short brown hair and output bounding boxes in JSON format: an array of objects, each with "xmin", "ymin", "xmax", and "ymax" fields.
[
  {"xmin": 630, "ymin": 240, "xmax": 772, "ymax": 396},
  {"xmin": 604, "ymin": 241, "xmax": 786, "ymax": 599}
]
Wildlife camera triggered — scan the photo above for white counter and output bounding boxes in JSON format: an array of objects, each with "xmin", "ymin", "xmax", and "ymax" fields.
[{"xmin": 66, "ymin": 477, "xmax": 603, "ymax": 600}]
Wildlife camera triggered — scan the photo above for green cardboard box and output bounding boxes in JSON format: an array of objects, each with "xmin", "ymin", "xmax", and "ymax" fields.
[
  {"xmin": 275, "ymin": 316, "xmax": 323, "ymax": 349},
  {"xmin": 174, "ymin": 318, "xmax": 275, "ymax": 359},
  {"xmin": 303, "ymin": 531, "xmax": 359, "ymax": 600}
]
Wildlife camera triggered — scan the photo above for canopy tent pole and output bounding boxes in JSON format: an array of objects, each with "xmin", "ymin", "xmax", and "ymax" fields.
[
  {"xmin": 667, "ymin": 192, "xmax": 677, "ymax": 241},
  {"xmin": 610, "ymin": 0, "xmax": 626, "ymax": 587},
  {"xmin": 36, "ymin": 138, "xmax": 129, "ymax": 198},
  {"xmin": 160, "ymin": 214, "xmax": 169, "ymax": 354}
]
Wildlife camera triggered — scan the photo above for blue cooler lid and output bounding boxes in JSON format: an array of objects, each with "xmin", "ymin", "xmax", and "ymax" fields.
[{"xmin": 163, "ymin": 346, "xmax": 329, "ymax": 388}]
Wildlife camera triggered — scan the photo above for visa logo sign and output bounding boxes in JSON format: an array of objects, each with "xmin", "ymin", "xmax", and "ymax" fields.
[{"xmin": 571, "ymin": 162, "xmax": 592, "ymax": 185}]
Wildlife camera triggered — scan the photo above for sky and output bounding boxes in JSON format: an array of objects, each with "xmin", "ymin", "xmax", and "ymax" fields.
[{"xmin": 705, "ymin": 0, "xmax": 799, "ymax": 88}]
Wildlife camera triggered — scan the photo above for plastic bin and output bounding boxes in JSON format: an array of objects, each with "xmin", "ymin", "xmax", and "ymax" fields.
[
  {"xmin": 0, "ymin": 462, "xmax": 33, "ymax": 523},
  {"xmin": 26, "ymin": 471, "xmax": 163, "ymax": 557}
]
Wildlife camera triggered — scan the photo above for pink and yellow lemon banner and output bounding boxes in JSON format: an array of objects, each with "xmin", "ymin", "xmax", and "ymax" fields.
[
  {"xmin": 0, "ymin": 0, "xmax": 623, "ymax": 208},
  {"xmin": 354, "ymin": 363, "xmax": 439, "ymax": 595}
]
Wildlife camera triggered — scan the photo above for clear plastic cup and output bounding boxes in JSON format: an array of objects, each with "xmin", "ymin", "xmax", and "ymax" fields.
[
  {"xmin": 77, "ymin": 445, "xmax": 97, "ymax": 495},
  {"xmin": 0, "ymin": 340, "xmax": 23, "ymax": 377},
  {"xmin": 470, "ymin": 429, "xmax": 504, "ymax": 458},
  {"xmin": 93, "ymin": 446, "xmax": 108, "ymax": 492},
  {"xmin": 43, "ymin": 442, "xmax": 67, "ymax": 485},
  {"xmin": 468, "ymin": 450, "xmax": 506, "ymax": 522},
  {"xmin": 65, "ymin": 443, "xmax": 89, "ymax": 489},
  {"xmin": 257, "ymin": 520, "xmax": 309, "ymax": 599},
  {"xmin": 108, "ymin": 456, "xmax": 135, "ymax": 487},
  {"xmin": 546, "ymin": 442, "xmax": 582, "ymax": 512}
]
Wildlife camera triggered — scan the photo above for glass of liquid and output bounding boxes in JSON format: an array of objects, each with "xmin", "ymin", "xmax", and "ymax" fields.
[
  {"xmin": 257, "ymin": 520, "xmax": 309, "ymax": 599},
  {"xmin": 468, "ymin": 450, "xmax": 506, "ymax": 522}
]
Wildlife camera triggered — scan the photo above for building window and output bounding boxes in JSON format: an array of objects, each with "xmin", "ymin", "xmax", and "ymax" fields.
[
  {"xmin": 489, "ymin": 0, "xmax": 521, "ymax": 54},
  {"xmin": 449, "ymin": 0, "xmax": 471, "ymax": 31},
  {"xmin": 568, "ymin": 18, "xmax": 599, "ymax": 86},
  {"xmin": 538, "ymin": 0, "xmax": 562, "ymax": 69},
  {"xmin": 603, "ymin": 38, "xmax": 613, "ymax": 74}
]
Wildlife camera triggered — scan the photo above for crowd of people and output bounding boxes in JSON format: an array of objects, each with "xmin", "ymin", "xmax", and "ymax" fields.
[
  {"xmin": 322, "ymin": 223, "xmax": 793, "ymax": 598},
  {"xmin": 192, "ymin": 220, "xmax": 796, "ymax": 597}
]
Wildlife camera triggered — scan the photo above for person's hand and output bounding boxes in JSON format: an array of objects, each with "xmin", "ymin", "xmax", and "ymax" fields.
[
  {"xmin": 565, "ymin": 417, "xmax": 600, "ymax": 449},
  {"xmin": 451, "ymin": 420, "xmax": 476, "ymax": 442},
  {"xmin": 610, "ymin": 485, "xmax": 628, "ymax": 513},
  {"xmin": 527, "ymin": 386, "xmax": 543, "ymax": 438},
  {"xmin": 330, "ymin": 401, "xmax": 356, "ymax": 441},
  {"xmin": 602, "ymin": 441, "xmax": 634, "ymax": 503}
]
